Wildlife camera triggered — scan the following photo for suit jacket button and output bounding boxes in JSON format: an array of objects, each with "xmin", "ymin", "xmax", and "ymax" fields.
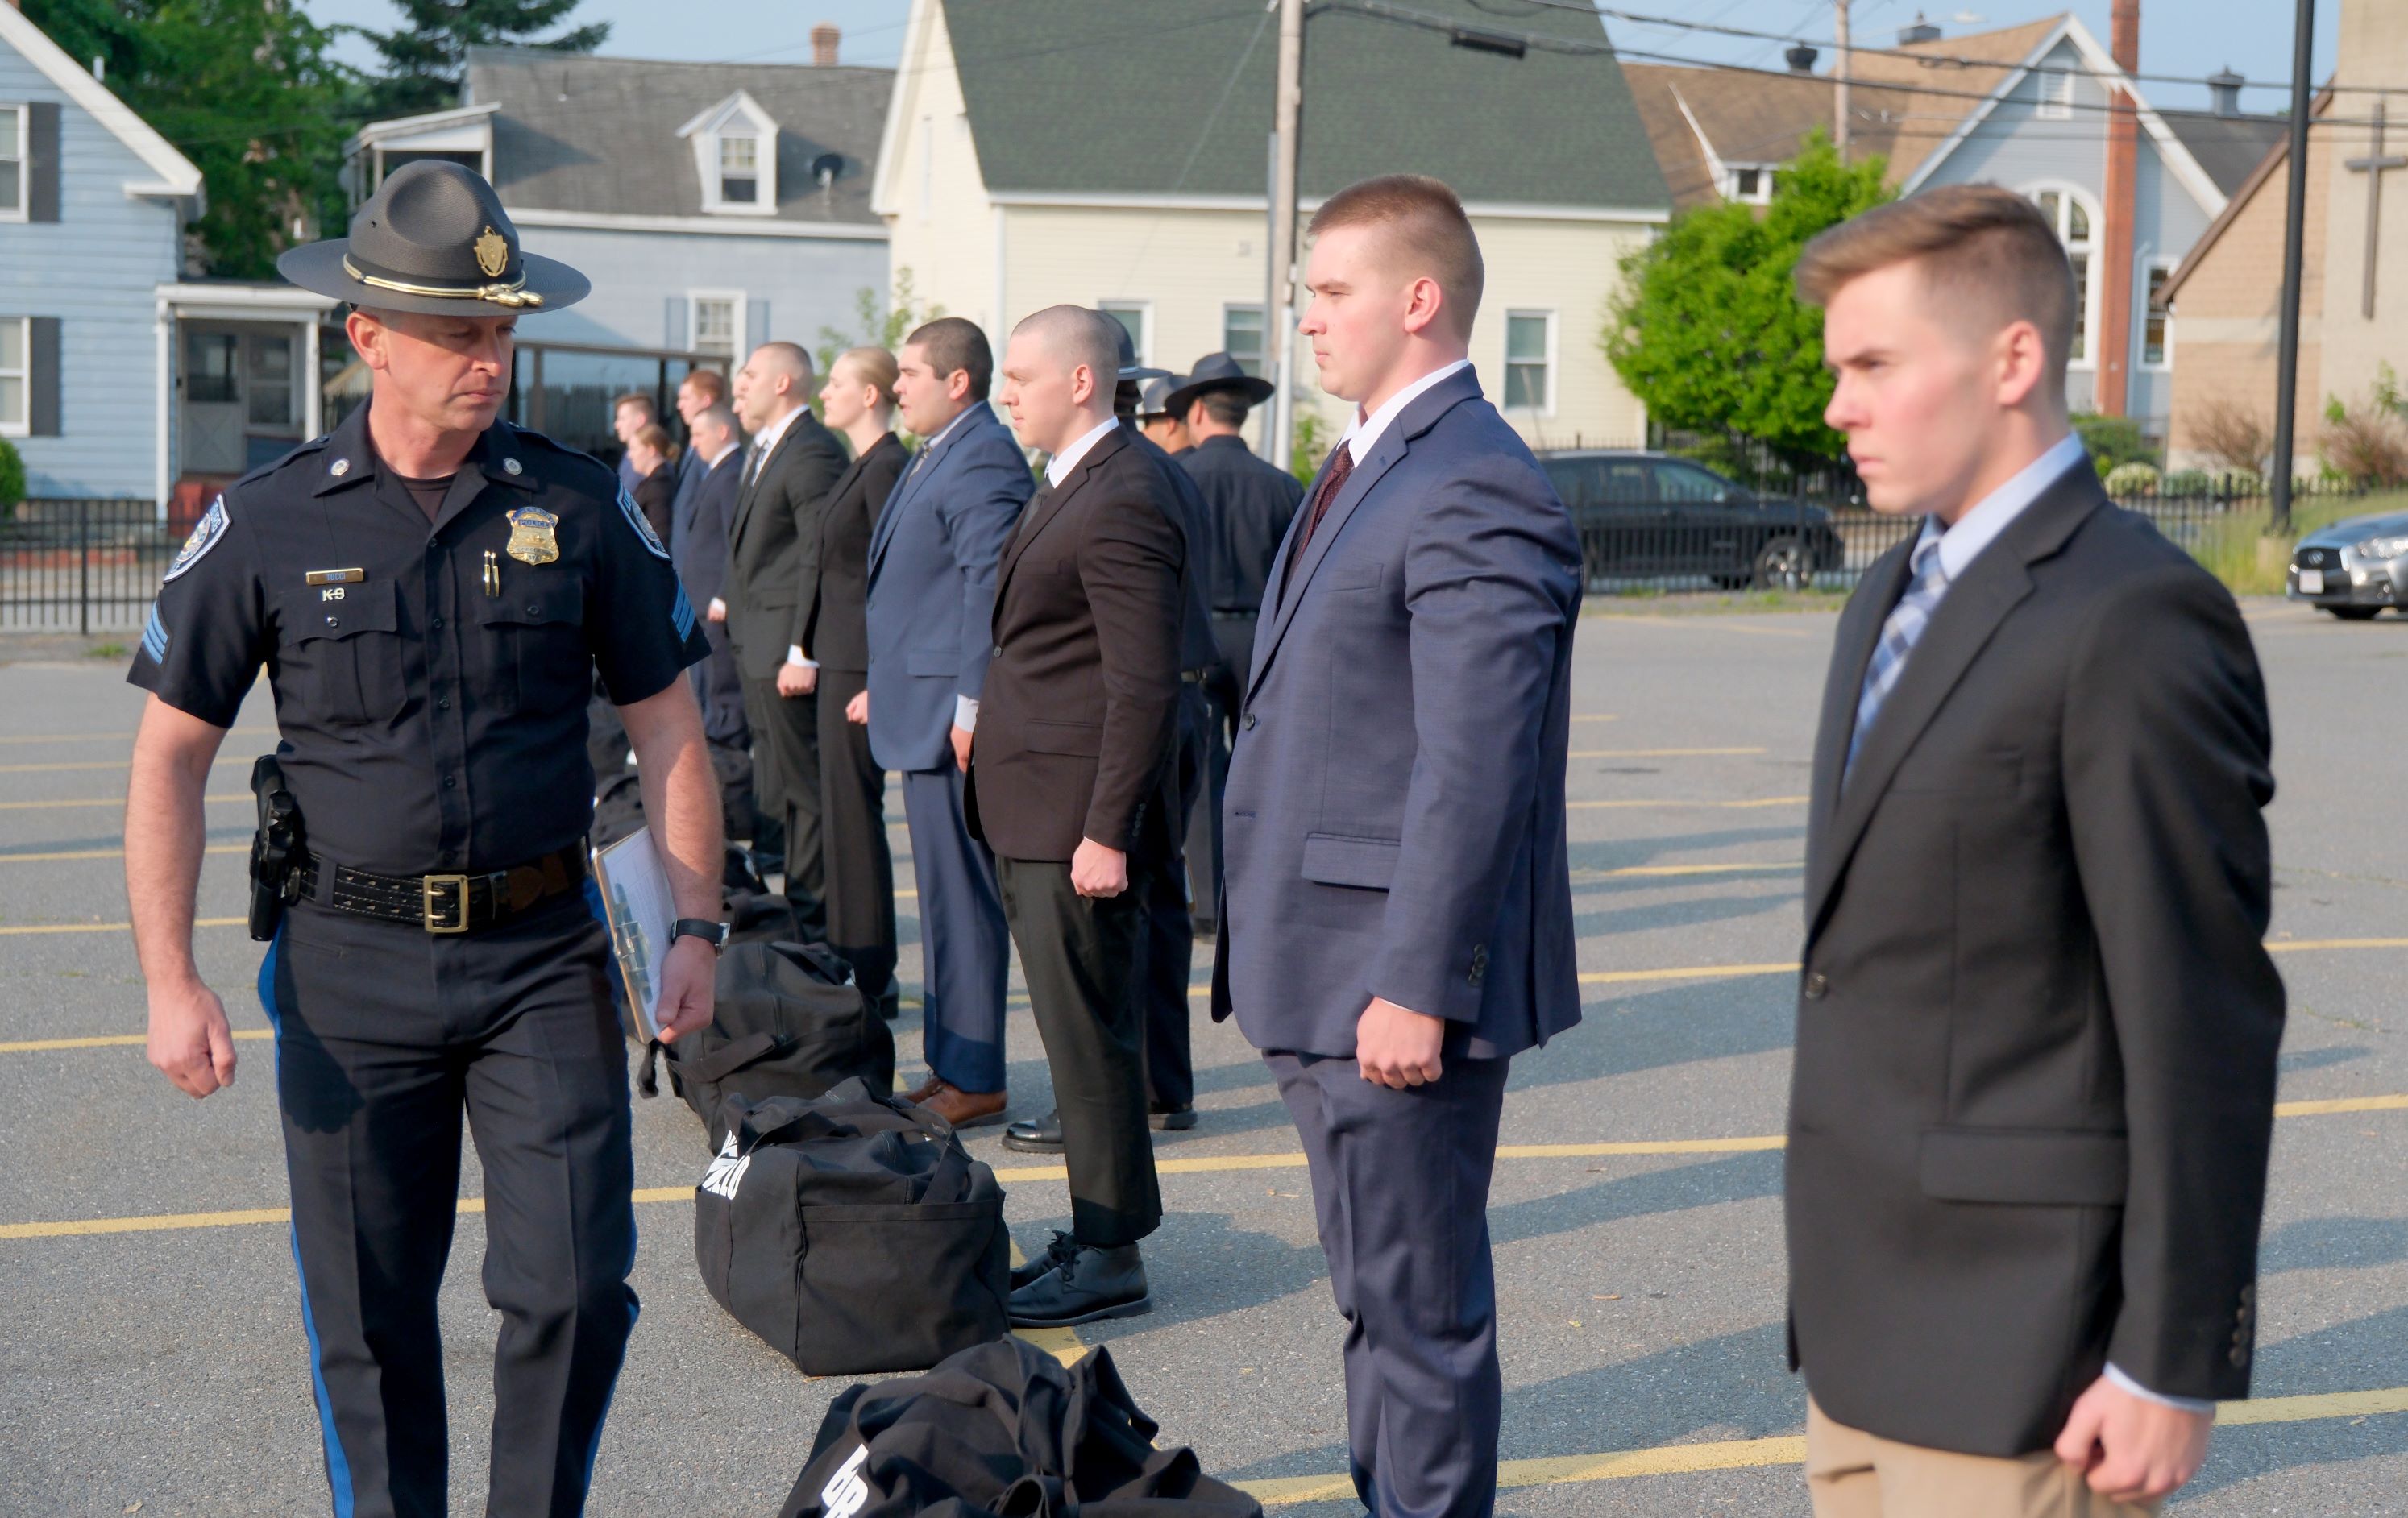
[
  {"xmin": 992, "ymin": 644, "xmax": 1003, "ymax": 657},
  {"xmin": 1243, "ymin": 711, "xmax": 1258, "ymax": 730},
  {"xmin": 1803, "ymin": 973, "xmax": 1829, "ymax": 1000},
  {"xmin": 2229, "ymin": 1345, "xmax": 2250, "ymax": 1367}
]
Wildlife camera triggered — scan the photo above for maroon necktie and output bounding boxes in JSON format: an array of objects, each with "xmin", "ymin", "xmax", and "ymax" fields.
[{"xmin": 1281, "ymin": 442, "xmax": 1357, "ymax": 604}]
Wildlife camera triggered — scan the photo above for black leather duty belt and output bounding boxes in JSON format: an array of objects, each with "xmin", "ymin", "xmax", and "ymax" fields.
[{"xmin": 297, "ymin": 844, "xmax": 588, "ymax": 934}]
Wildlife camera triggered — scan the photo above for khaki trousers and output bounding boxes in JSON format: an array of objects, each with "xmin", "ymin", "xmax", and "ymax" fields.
[{"xmin": 1807, "ymin": 1399, "xmax": 2162, "ymax": 1518}]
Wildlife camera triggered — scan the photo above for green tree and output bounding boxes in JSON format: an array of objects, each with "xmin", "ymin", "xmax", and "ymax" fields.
[
  {"xmin": 812, "ymin": 268, "xmax": 945, "ymax": 385},
  {"xmin": 362, "ymin": 0, "xmax": 608, "ymax": 119},
  {"xmin": 1605, "ymin": 131, "xmax": 1892, "ymax": 462},
  {"xmin": 26, "ymin": 0, "xmax": 352, "ymax": 279}
]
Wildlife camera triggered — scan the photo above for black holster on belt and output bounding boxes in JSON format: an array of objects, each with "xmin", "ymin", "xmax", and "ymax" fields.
[{"xmin": 248, "ymin": 756, "xmax": 306, "ymax": 942}]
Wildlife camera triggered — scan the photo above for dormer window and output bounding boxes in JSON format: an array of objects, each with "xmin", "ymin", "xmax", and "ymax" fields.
[
  {"xmin": 1728, "ymin": 164, "xmax": 1777, "ymax": 205},
  {"xmin": 719, "ymin": 132, "xmax": 760, "ymax": 204},
  {"xmin": 679, "ymin": 92, "xmax": 779, "ymax": 217}
]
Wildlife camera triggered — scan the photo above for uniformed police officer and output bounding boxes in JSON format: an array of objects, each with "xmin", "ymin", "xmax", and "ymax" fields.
[
  {"xmin": 122, "ymin": 161, "xmax": 722, "ymax": 1518},
  {"xmin": 1159, "ymin": 353, "xmax": 1302, "ymax": 931}
]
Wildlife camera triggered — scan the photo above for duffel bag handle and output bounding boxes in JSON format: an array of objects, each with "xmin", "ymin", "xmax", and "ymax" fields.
[{"xmin": 683, "ymin": 1030, "xmax": 783, "ymax": 1085}]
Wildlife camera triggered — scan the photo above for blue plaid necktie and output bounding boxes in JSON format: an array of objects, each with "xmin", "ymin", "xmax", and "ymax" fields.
[{"xmin": 1845, "ymin": 537, "xmax": 1949, "ymax": 780}]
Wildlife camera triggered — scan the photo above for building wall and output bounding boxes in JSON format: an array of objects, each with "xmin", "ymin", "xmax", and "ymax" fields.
[
  {"xmin": 878, "ymin": 0, "xmax": 1001, "ymax": 335},
  {"xmin": 498, "ymin": 222, "xmax": 887, "ymax": 357},
  {"xmin": 993, "ymin": 202, "xmax": 1652, "ymax": 454},
  {"xmin": 2166, "ymin": 134, "xmax": 2331, "ymax": 474},
  {"xmin": 2316, "ymin": 0, "xmax": 2408, "ymax": 438},
  {"xmin": 0, "ymin": 43, "xmax": 182, "ymax": 500}
]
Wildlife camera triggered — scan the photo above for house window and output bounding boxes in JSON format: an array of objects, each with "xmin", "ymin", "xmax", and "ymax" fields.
[
  {"xmin": 2143, "ymin": 262, "xmax": 2173, "ymax": 367},
  {"xmin": 720, "ymin": 133, "xmax": 760, "ymax": 205},
  {"xmin": 1100, "ymin": 303, "xmax": 1150, "ymax": 366},
  {"xmin": 690, "ymin": 292, "xmax": 743, "ymax": 359},
  {"xmin": 1504, "ymin": 310, "xmax": 1554, "ymax": 412},
  {"xmin": 1223, "ymin": 305, "xmax": 1266, "ymax": 375},
  {"xmin": 0, "ymin": 317, "xmax": 27, "ymax": 434},
  {"xmin": 2029, "ymin": 186, "xmax": 2098, "ymax": 364},
  {"xmin": 2038, "ymin": 69, "xmax": 2074, "ymax": 120},
  {"xmin": 247, "ymin": 335, "xmax": 295, "ymax": 429},
  {"xmin": 1730, "ymin": 166, "xmax": 1775, "ymax": 205},
  {"xmin": 0, "ymin": 106, "xmax": 24, "ymax": 220},
  {"xmin": 185, "ymin": 330, "xmax": 239, "ymax": 404}
]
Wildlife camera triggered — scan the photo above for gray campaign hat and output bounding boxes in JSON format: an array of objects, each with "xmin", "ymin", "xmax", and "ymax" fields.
[
  {"xmin": 1163, "ymin": 351, "xmax": 1277, "ymax": 418},
  {"xmin": 1111, "ymin": 321, "xmax": 1171, "ymax": 384},
  {"xmin": 1135, "ymin": 376, "xmax": 1185, "ymax": 420},
  {"xmin": 277, "ymin": 160, "xmax": 589, "ymax": 316}
]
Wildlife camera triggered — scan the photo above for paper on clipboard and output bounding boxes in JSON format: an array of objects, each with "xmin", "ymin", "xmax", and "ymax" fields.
[{"xmin": 592, "ymin": 827, "xmax": 675, "ymax": 1043}]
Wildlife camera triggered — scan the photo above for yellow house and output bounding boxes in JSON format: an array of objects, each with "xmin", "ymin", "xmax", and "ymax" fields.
[{"xmin": 870, "ymin": 0, "xmax": 1671, "ymax": 459}]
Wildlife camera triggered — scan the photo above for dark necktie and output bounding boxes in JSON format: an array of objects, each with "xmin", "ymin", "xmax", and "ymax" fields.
[{"xmin": 1281, "ymin": 442, "xmax": 1358, "ymax": 606}]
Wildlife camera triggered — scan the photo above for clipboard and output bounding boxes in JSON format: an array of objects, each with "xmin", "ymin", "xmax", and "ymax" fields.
[{"xmin": 592, "ymin": 826, "xmax": 675, "ymax": 1043}]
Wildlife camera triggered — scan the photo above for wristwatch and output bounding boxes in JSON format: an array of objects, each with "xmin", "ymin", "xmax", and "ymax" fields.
[{"xmin": 671, "ymin": 918, "xmax": 729, "ymax": 955}]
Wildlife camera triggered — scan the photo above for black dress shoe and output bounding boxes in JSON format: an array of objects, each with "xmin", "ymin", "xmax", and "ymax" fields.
[
  {"xmin": 1011, "ymin": 1229, "xmax": 1080, "ymax": 1292},
  {"xmin": 1003, "ymin": 1109, "xmax": 1064, "ymax": 1153},
  {"xmin": 1148, "ymin": 1105, "xmax": 1198, "ymax": 1132},
  {"xmin": 1007, "ymin": 1239, "xmax": 1152, "ymax": 1328}
]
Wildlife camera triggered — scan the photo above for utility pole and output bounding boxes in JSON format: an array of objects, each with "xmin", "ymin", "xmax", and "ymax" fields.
[
  {"xmin": 1266, "ymin": 0, "xmax": 1305, "ymax": 471},
  {"xmin": 1833, "ymin": 0, "xmax": 1851, "ymax": 161},
  {"xmin": 2269, "ymin": 0, "xmax": 2315, "ymax": 534}
]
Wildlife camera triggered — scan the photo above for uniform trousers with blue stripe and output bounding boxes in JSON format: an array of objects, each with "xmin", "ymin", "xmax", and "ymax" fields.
[{"xmin": 260, "ymin": 893, "xmax": 639, "ymax": 1518}]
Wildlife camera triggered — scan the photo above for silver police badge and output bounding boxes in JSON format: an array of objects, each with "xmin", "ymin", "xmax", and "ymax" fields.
[
  {"xmin": 162, "ymin": 497, "xmax": 230, "ymax": 583},
  {"xmin": 617, "ymin": 487, "xmax": 671, "ymax": 560}
]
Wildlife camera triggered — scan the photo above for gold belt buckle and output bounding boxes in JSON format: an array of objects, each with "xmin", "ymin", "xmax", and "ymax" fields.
[{"xmin": 421, "ymin": 873, "xmax": 472, "ymax": 934}]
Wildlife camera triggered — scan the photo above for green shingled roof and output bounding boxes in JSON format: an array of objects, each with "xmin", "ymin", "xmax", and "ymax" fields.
[{"xmin": 942, "ymin": 0, "xmax": 1669, "ymax": 212}]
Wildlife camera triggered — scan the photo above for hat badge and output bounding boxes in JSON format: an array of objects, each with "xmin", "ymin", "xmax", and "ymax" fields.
[{"xmin": 473, "ymin": 225, "xmax": 510, "ymax": 280}]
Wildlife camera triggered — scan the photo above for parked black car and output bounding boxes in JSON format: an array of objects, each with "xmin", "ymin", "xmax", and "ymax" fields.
[{"xmin": 1538, "ymin": 450, "xmax": 1845, "ymax": 589}]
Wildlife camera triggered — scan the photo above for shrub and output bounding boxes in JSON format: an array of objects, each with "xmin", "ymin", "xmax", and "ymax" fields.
[
  {"xmin": 2103, "ymin": 461, "xmax": 2162, "ymax": 495},
  {"xmin": 2162, "ymin": 469, "xmax": 2211, "ymax": 496},
  {"xmin": 0, "ymin": 437, "xmax": 22, "ymax": 515},
  {"xmin": 2187, "ymin": 396, "xmax": 2272, "ymax": 476},
  {"xmin": 2072, "ymin": 412, "xmax": 2157, "ymax": 472},
  {"xmin": 2319, "ymin": 393, "xmax": 2408, "ymax": 487}
]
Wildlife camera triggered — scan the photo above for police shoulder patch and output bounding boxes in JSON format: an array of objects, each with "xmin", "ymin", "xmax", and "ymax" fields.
[
  {"xmin": 617, "ymin": 487, "xmax": 671, "ymax": 560},
  {"xmin": 163, "ymin": 496, "xmax": 230, "ymax": 583}
]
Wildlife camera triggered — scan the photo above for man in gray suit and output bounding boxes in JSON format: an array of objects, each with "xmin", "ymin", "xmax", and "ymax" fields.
[
  {"xmin": 863, "ymin": 317, "xmax": 1031, "ymax": 1129},
  {"xmin": 1214, "ymin": 176, "xmax": 1583, "ymax": 1518}
]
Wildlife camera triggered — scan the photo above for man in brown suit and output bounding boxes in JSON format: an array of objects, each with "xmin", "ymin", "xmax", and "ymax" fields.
[{"xmin": 969, "ymin": 305, "xmax": 1187, "ymax": 1329}]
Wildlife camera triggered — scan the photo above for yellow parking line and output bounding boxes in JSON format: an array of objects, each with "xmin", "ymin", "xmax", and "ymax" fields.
[
  {"xmin": 0, "ymin": 844, "xmax": 247, "ymax": 864},
  {"xmin": 1238, "ymin": 1383, "xmax": 2408, "ymax": 1503},
  {"xmin": 2269, "ymin": 938, "xmax": 2408, "ymax": 954},
  {"xmin": 1567, "ymin": 796, "xmax": 1807, "ymax": 811},
  {"xmin": 0, "ymin": 916, "xmax": 243, "ymax": 937},
  {"xmin": 0, "ymin": 1030, "xmax": 271, "ymax": 1054},
  {"xmin": 1581, "ymin": 962, "xmax": 1800, "ymax": 985},
  {"xmin": 11, "ymin": 1097, "xmax": 2391, "ymax": 1242},
  {"xmin": 0, "ymin": 793, "xmax": 246, "ymax": 811},
  {"xmin": 1568, "ymin": 747, "xmax": 1767, "ymax": 760}
]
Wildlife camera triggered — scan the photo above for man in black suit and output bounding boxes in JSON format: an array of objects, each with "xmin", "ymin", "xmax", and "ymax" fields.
[
  {"xmin": 724, "ymin": 341, "xmax": 845, "ymax": 938},
  {"xmin": 970, "ymin": 305, "xmax": 1186, "ymax": 1328},
  {"xmin": 1161, "ymin": 352, "xmax": 1302, "ymax": 931},
  {"xmin": 1786, "ymin": 185, "xmax": 2283, "ymax": 1515},
  {"xmin": 674, "ymin": 402, "xmax": 754, "ymax": 842}
]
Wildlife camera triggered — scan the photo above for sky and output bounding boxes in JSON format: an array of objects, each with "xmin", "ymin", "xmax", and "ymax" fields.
[{"xmin": 297, "ymin": 0, "xmax": 2341, "ymax": 118}]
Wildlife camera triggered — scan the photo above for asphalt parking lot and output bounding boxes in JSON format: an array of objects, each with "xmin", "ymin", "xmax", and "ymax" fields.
[{"xmin": 1, "ymin": 599, "xmax": 2403, "ymax": 1516}]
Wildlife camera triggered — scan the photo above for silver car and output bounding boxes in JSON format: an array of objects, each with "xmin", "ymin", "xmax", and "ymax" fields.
[{"xmin": 2288, "ymin": 508, "xmax": 2408, "ymax": 620}]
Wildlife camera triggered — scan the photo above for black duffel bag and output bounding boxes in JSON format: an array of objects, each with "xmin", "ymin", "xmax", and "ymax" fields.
[
  {"xmin": 781, "ymin": 1338, "xmax": 1263, "ymax": 1518},
  {"xmin": 641, "ymin": 939, "xmax": 895, "ymax": 1148},
  {"xmin": 698, "ymin": 1080, "xmax": 1010, "ymax": 1378}
]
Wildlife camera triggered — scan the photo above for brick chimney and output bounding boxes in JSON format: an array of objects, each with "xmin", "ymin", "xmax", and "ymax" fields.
[
  {"xmin": 811, "ymin": 22, "xmax": 841, "ymax": 66},
  {"xmin": 2095, "ymin": 0, "xmax": 2140, "ymax": 418}
]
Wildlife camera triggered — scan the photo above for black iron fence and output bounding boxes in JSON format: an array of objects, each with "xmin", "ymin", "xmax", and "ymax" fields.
[
  {"xmin": 1577, "ymin": 479, "xmax": 2380, "ymax": 595},
  {"xmin": 1, "ymin": 499, "xmax": 182, "ymax": 634}
]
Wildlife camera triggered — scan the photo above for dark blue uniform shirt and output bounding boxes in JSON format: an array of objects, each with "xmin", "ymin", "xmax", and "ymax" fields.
[
  {"xmin": 130, "ymin": 403, "xmax": 708, "ymax": 877},
  {"xmin": 1174, "ymin": 434, "xmax": 1304, "ymax": 614}
]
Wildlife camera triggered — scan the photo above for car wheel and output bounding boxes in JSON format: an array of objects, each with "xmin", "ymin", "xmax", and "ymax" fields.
[
  {"xmin": 1751, "ymin": 535, "xmax": 1812, "ymax": 591},
  {"xmin": 2324, "ymin": 606, "xmax": 2383, "ymax": 620}
]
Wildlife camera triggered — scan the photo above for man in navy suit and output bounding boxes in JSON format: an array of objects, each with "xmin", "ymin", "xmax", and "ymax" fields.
[
  {"xmin": 1214, "ymin": 175, "xmax": 1584, "ymax": 1518},
  {"xmin": 862, "ymin": 317, "xmax": 1031, "ymax": 1128}
]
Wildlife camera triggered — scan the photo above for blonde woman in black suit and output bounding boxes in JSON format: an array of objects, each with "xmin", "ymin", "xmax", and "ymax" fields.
[{"xmin": 812, "ymin": 348, "xmax": 911, "ymax": 1016}]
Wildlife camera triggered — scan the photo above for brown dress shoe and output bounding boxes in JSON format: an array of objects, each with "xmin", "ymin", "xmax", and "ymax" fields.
[{"xmin": 907, "ymin": 1077, "xmax": 1008, "ymax": 1129}]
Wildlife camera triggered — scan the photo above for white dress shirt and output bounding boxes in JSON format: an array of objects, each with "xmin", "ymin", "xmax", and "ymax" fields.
[
  {"xmin": 1332, "ymin": 358, "xmax": 1474, "ymax": 467},
  {"xmin": 1044, "ymin": 415, "xmax": 1120, "ymax": 488}
]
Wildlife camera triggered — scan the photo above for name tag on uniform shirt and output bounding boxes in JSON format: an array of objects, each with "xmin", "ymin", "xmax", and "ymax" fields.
[{"xmin": 305, "ymin": 567, "xmax": 365, "ymax": 602}]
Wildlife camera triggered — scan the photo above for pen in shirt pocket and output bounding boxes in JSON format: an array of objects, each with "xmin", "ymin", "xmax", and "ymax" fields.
[{"xmin": 483, "ymin": 550, "xmax": 500, "ymax": 598}]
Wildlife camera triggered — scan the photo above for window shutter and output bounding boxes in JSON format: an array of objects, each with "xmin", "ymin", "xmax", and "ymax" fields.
[
  {"xmin": 664, "ymin": 296, "xmax": 688, "ymax": 351},
  {"xmin": 28, "ymin": 102, "xmax": 61, "ymax": 224},
  {"xmin": 30, "ymin": 317, "xmax": 62, "ymax": 437},
  {"xmin": 745, "ymin": 300, "xmax": 771, "ymax": 352}
]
